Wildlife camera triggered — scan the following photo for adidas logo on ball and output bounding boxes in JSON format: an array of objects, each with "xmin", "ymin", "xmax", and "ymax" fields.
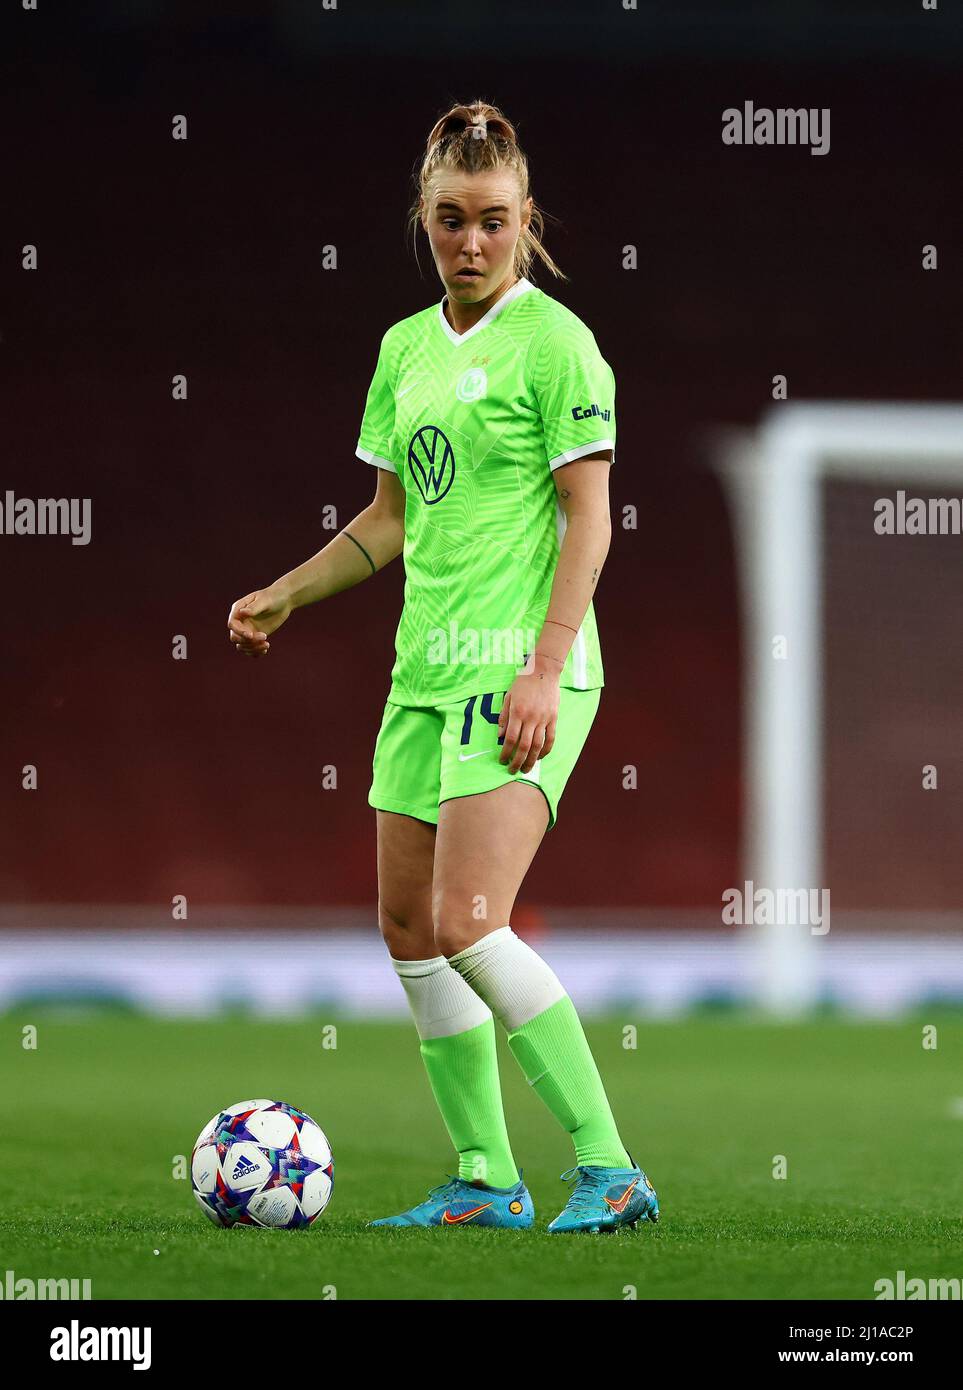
[{"xmin": 192, "ymin": 1099, "xmax": 334, "ymax": 1229}]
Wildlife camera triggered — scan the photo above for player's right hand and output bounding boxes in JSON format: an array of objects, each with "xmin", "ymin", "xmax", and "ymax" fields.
[{"xmin": 227, "ymin": 586, "xmax": 292, "ymax": 658}]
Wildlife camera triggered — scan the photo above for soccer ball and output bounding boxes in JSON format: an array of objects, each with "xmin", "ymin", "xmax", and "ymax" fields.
[{"xmin": 191, "ymin": 1099, "xmax": 334, "ymax": 1229}]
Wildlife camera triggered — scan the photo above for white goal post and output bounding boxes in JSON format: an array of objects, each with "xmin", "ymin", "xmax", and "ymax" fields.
[{"xmin": 715, "ymin": 402, "xmax": 963, "ymax": 1014}]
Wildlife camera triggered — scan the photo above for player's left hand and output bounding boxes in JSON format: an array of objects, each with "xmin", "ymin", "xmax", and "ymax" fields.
[{"xmin": 498, "ymin": 658, "xmax": 560, "ymax": 775}]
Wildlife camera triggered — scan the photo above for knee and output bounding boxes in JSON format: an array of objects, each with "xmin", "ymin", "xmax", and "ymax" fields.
[
  {"xmin": 377, "ymin": 899, "xmax": 433, "ymax": 959},
  {"xmin": 431, "ymin": 890, "xmax": 483, "ymax": 959}
]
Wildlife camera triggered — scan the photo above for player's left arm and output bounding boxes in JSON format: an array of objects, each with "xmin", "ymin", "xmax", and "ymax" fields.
[{"xmin": 497, "ymin": 451, "xmax": 613, "ymax": 774}]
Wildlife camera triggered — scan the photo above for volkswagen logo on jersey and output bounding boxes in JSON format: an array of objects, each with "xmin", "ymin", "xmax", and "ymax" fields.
[
  {"xmin": 408, "ymin": 425, "xmax": 455, "ymax": 504},
  {"xmin": 455, "ymin": 366, "xmax": 488, "ymax": 403}
]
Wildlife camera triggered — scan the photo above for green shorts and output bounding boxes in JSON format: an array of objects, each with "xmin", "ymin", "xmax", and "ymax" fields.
[{"xmin": 368, "ymin": 685, "xmax": 601, "ymax": 831}]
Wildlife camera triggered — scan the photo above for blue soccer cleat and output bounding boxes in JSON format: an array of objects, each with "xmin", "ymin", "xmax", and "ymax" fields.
[
  {"xmin": 547, "ymin": 1162, "xmax": 659, "ymax": 1234},
  {"xmin": 369, "ymin": 1174, "xmax": 534, "ymax": 1228}
]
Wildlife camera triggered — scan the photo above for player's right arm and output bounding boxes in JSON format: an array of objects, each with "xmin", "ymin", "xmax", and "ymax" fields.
[{"xmin": 227, "ymin": 468, "xmax": 406, "ymax": 658}]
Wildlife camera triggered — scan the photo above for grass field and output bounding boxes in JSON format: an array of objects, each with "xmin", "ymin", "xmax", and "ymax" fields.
[{"xmin": 2, "ymin": 1009, "xmax": 961, "ymax": 1300}]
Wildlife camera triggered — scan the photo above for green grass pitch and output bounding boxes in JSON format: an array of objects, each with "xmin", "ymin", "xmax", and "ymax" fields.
[{"xmin": 2, "ymin": 1010, "xmax": 961, "ymax": 1300}]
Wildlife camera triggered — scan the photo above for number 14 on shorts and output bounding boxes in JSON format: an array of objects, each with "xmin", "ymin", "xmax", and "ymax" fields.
[{"xmin": 458, "ymin": 692, "xmax": 506, "ymax": 759}]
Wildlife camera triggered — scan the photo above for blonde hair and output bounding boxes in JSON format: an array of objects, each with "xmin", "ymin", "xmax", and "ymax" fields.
[{"xmin": 408, "ymin": 100, "xmax": 568, "ymax": 284}]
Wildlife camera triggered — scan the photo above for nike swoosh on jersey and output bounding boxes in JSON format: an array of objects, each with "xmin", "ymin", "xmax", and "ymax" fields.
[
  {"xmin": 457, "ymin": 751, "xmax": 490, "ymax": 762},
  {"xmin": 396, "ymin": 378, "xmax": 425, "ymax": 398}
]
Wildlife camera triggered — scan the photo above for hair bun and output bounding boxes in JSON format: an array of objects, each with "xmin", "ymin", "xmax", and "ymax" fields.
[{"xmin": 426, "ymin": 102, "xmax": 516, "ymax": 155}]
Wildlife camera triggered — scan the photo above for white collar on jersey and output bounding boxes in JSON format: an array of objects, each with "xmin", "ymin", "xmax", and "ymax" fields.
[{"xmin": 437, "ymin": 275, "xmax": 534, "ymax": 346}]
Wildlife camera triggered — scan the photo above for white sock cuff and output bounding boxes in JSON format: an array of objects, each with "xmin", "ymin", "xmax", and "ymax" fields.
[
  {"xmin": 448, "ymin": 927, "xmax": 514, "ymax": 964},
  {"xmin": 447, "ymin": 927, "xmax": 566, "ymax": 1032},
  {"xmin": 390, "ymin": 954, "xmax": 492, "ymax": 1041},
  {"xmin": 391, "ymin": 954, "xmax": 451, "ymax": 979}
]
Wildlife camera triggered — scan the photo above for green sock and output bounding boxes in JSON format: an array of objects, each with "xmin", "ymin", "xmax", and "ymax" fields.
[
  {"xmin": 419, "ymin": 1018, "xmax": 520, "ymax": 1189},
  {"xmin": 507, "ymin": 995, "xmax": 632, "ymax": 1169}
]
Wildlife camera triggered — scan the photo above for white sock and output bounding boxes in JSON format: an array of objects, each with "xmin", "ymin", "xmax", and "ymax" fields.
[
  {"xmin": 391, "ymin": 955, "xmax": 492, "ymax": 1041},
  {"xmin": 447, "ymin": 926, "xmax": 566, "ymax": 1032}
]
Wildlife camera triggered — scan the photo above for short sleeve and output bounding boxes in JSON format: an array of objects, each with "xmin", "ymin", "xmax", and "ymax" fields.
[
  {"xmin": 529, "ymin": 322, "xmax": 616, "ymax": 470},
  {"xmin": 355, "ymin": 330, "xmax": 401, "ymax": 472}
]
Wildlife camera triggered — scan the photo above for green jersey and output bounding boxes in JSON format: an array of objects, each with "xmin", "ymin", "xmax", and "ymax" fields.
[{"xmin": 355, "ymin": 276, "xmax": 615, "ymax": 707}]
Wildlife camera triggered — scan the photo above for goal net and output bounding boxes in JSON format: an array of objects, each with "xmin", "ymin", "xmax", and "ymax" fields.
[{"xmin": 717, "ymin": 403, "xmax": 963, "ymax": 1012}]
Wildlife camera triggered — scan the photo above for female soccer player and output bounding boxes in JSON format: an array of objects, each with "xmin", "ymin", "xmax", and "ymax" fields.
[{"xmin": 227, "ymin": 101, "xmax": 658, "ymax": 1234}]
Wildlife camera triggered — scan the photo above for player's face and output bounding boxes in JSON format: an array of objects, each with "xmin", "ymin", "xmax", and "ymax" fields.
[{"xmin": 422, "ymin": 171, "xmax": 532, "ymax": 304}]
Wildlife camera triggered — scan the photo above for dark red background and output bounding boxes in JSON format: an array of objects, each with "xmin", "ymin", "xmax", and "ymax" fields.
[{"xmin": 3, "ymin": 2, "xmax": 961, "ymax": 907}]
